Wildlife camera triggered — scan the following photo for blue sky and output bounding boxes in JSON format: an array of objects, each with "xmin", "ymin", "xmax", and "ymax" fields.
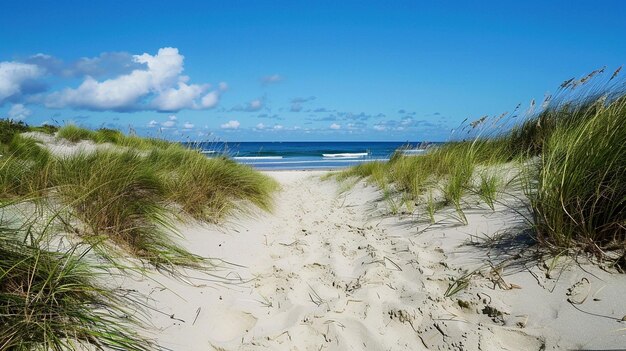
[{"xmin": 1, "ymin": 1, "xmax": 625, "ymax": 141}]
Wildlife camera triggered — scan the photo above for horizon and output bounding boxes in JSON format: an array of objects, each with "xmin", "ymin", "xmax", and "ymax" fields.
[{"xmin": 1, "ymin": 1, "xmax": 625, "ymax": 142}]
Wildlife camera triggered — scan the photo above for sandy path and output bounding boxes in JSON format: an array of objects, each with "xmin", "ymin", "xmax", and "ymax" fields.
[{"xmin": 122, "ymin": 171, "xmax": 625, "ymax": 351}]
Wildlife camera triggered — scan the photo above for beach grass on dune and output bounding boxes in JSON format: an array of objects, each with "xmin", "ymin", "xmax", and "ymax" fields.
[
  {"xmin": 0, "ymin": 135, "xmax": 52, "ymax": 198},
  {"xmin": 0, "ymin": 124, "xmax": 279, "ymax": 348},
  {"xmin": 336, "ymin": 137, "xmax": 515, "ymax": 222},
  {"xmin": 56, "ymin": 124, "xmax": 97, "ymax": 143},
  {"xmin": 147, "ymin": 145, "xmax": 278, "ymax": 221},
  {"xmin": 337, "ymin": 67, "xmax": 626, "ymax": 263},
  {"xmin": 51, "ymin": 149, "xmax": 205, "ymax": 268},
  {"xmin": 56, "ymin": 125, "xmax": 171, "ymax": 150},
  {"xmin": 1, "ymin": 125, "xmax": 277, "ymax": 268},
  {"xmin": 0, "ymin": 226, "xmax": 153, "ymax": 351},
  {"xmin": 529, "ymin": 94, "xmax": 626, "ymax": 256}
]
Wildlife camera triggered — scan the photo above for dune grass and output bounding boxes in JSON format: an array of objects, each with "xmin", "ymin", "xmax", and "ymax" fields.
[
  {"xmin": 147, "ymin": 145, "xmax": 278, "ymax": 221},
  {"xmin": 336, "ymin": 138, "xmax": 514, "ymax": 222},
  {"xmin": 0, "ymin": 135, "xmax": 52, "ymax": 198},
  {"xmin": 50, "ymin": 149, "xmax": 205, "ymax": 268},
  {"xmin": 1, "ymin": 123, "xmax": 279, "ymax": 348},
  {"xmin": 336, "ymin": 67, "xmax": 626, "ymax": 263},
  {"xmin": 529, "ymin": 94, "xmax": 626, "ymax": 257},
  {"xmin": 56, "ymin": 125, "xmax": 171, "ymax": 150},
  {"xmin": 1, "ymin": 124, "xmax": 278, "ymax": 269},
  {"xmin": 0, "ymin": 223, "xmax": 153, "ymax": 351},
  {"xmin": 56, "ymin": 124, "xmax": 97, "ymax": 143}
]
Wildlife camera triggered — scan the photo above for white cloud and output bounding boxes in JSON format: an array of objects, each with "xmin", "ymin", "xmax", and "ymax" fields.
[
  {"xmin": 46, "ymin": 47, "xmax": 222, "ymax": 112},
  {"xmin": 220, "ymin": 120, "xmax": 240, "ymax": 129},
  {"xmin": 183, "ymin": 122, "xmax": 194, "ymax": 129},
  {"xmin": 373, "ymin": 124, "xmax": 386, "ymax": 131},
  {"xmin": 168, "ymin": 115, "xmax": 177, "ymax": 121},
  {"xmin": 218, "ymin": 82, "xmax": 228, "ymax": 91},
  {"xmin": 256, "ymin": 122, "xmax": 265, "ymax": 130},
  {"xmin": 161, "ymin": 120, "xmax": 176, "ymax": 128},
  {"xmin": 273, "ymin": 124, "xmax": 284, "ymax": 130},
  {"xmin": 152, "ymin": 82, "xmax": 207, "ymax": 111},
  {"xmin": 0, "ymin": 62, "xmax": 43, "ymax": 104},
  {"xmin": 329, "ymin": 123, "xmax": 341, "ymax": 130},
  {"xmin": 148, "ymin": 120, "xmax": 159, "ymax": 127},
  {"xmin": 7, "ymin": 103, "xmax": 31, "ymax": 120}
]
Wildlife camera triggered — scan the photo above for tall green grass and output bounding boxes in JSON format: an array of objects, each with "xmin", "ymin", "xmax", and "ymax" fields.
[
  {"xmin": 0, "ymin": 225, "xmax": 153, "ymax": 351},
  {"xmin": 1, "ymin": 123, "xmax": 279, "ymax": 347},
  {"xmin": 0, "ymin": 135, "xmax": 52, "ymax": 198},
  {"xmin": 337, "ymin": 67, "xmax": 626, "ymax": 263},
  {"xmin": 1, "ymin": 125, "xmax": 277, "ymax": 268},
  {"xmin": 529, "ymin": 94, "xmax": 626, "ymax": 255},
  {"xmin": 51, "ymin": 150, "xmax": 204, "ymax": 268},
  {"xmin": 336, "ymin": 138, "xmax": 513, "ymax": 222},
  {"xmin": 56, "ymin": 125, "xmax": 97, "ymax": 143},
  {"xmin": 147, "ymin": 145, "xmax": 278, "ymax": 221},
  {"xmin": 56, "ymin": 125, "xmax": 171, "ymax": 150}
]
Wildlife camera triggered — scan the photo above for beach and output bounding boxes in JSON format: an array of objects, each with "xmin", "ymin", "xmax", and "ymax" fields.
[{"xmin": 119, "ymin": 170, "xmax": 626, "ymax": 350}]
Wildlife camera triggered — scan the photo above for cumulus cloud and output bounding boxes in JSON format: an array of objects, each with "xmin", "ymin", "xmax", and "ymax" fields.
[
  {"xmin": 148, "ymin": 120, "xmax": 159, "ymax": 127},
  {"xmin": 0, "ymin": 61, "xmax": 44, "ymax": 105},
  {"xmin": 157, "ymin": 115, "xmax": 178, "ymax": 128},
  {"xmin": 45, "ymin": 47, "xmax": 222, "ymax": 112},
  {"xmin": 329, "ymin": 123, "xmax": 341, "ymax": 130},
  {"xmin": 255, "ymin": 122, "xmax": 265, "ymax": 130},
  {"xmin": 183, "ymin": 122, "xmax": 194, "ymax": 129},
  {"xmin": 221, "ymin": 120, "xmax": 240, "ymax": 129},
  {"xmin": 261, "ymin": 74, "xmax": 283, "ymax": 85},
  {"xmin": 161, "ymin": 120, "xmax": 176, "ymax": 128},
  {"xmin": 7, "ymin": 103, "xmax": 31, "ymax": 120}
]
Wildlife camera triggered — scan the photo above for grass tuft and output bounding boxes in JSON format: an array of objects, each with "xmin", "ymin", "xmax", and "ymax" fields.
[{"xmin": 0, "ymin": 227, "xmax": 153, "ymax": 351}]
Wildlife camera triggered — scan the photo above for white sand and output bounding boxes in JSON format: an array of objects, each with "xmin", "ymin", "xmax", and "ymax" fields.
[{"xmin": 117, "ymin": 170, "xmax": 626, "ymax": 350}]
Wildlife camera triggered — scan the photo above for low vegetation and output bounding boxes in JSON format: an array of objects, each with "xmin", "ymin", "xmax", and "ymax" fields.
[
  {"xmin": 56, "ymin": 125, "xmax": 170, "ymax": 149},
  {"xmin": 336, "ymin": 67, "xmax": 626, "ymax": 264},
  {"xmin": 0, "ymin": 219, "xmax": 152, "ymax": 351},
  {"xmin": 0, "ymin": 121, "xmax": 278, "ymax": 348}
]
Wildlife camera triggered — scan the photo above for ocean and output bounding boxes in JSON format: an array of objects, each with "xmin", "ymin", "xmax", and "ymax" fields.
[{"xmin": 186, "ymin": 141, "xmax": 435, "ymax": 170}]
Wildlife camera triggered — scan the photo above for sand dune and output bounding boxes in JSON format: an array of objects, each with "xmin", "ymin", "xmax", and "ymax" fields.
[{"xmin": 120, "ymin": 171, "xmax": 626, "ymax": 350}]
